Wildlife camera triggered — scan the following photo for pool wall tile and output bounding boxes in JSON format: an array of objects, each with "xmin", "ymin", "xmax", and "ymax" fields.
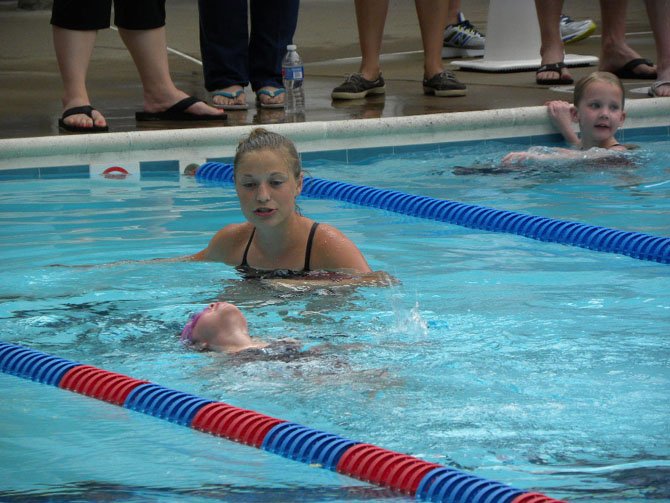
[
  {"xmin": 0, "ymin": 168, "xmax": 40, "ymax": 180},
  {"xmin": 301, "ymin": 149, "xmax": 348, "ymax": 164},
  {"xmin": 621, "ymin": 126, "xmax": 669, "ymax": 143},
  {"xmin": 139, "ymin": 160, "xmax": 180, "ymax": 180},
  {"xmin": 39, "ymin": 165, "xmax": 90, "ymax": 178},
  {"xmin": 347, "ymin": 145, "xmax": 395, "ymax": 163}
]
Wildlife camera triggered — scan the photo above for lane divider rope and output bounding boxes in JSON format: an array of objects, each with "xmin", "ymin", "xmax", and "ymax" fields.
[
  {"xmin": 1, "ymin": 341, "xmax": 566, "ymax": 502},
  {"xmin": 195, "ymin": 162, "xmax": 670, "ymax": 264}
]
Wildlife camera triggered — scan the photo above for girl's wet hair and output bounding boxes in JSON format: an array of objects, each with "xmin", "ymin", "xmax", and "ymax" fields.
[
  {"xmin": 574, "ymin": 71, "xmax": 625, "ymax": 108},
  {"xmin": 233, "ymin": 128, "xmax": 301, "ymax": 179}
]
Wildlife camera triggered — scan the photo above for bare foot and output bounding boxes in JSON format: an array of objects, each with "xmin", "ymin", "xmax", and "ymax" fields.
[
  {"xmin": 211, "ymin": 85, "xmax": 247, "ymax": 109},
  {"xmin": 61, "ymin": 103, "xmax": 107, "ymax": 130},
  {"xmin": 256, "ymin": 86, "xmax": 285, "ymax": 107},
  {"xmin": 599, "ymin": 44, "xmax": 657, "ymax": 78},
  {"xmin": 144, "ymin": 91, "xmax": 225, "ymax": 117},
  {"xmin": 537, "ymin": 45, "xmax": 573, "ymax": 84},
  {"xmin": 650, "ymin": 81, "xmax": 670, "ymax": 97}
]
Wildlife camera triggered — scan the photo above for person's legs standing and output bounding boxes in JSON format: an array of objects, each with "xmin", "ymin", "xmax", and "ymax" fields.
[
  {"xmin": 416, "ymin": 0, "xmax": 466, "ymax": 96},
  {"xmin": 249, "ymin": 0, "xmax": 299, "ymax": 106},
  {"xmin": 355, "ymin": 0, "xmax": 388, "ymax": 81},
  {"xmin": 51, "ymin": 0, "xmax": 111, "ymax": 129},
  {"xmin": 534, "ymin": 0, "xmax": 573, "ymax": 84},
  {"xmin": 198, "ymin": 0, "xmax": 250, "ymax": 107},
  {"xmin": 644, "ymin": 0, "xmax": 670, "ymax": 96},
  {"xmin": 416, "ymin": 0, "xmax": 449, "ymax": 79},
  {"xmin": 598, "ymin": 0, "xmax": 656, "ymax": 78},
  {"xmin": 116, "ymin": 0, "xmax": 224, "ymax": 116}
]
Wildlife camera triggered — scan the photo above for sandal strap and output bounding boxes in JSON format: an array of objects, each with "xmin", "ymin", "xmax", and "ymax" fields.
[
  {"xmin": 62, "ymin": 105, "xmax": 95, "ymax": 120},
  {"xmin": 536, "ymin": 62, "xmax": 566, "ymax": 74},
  {"xmin": 165, "ymin": 96, "xmax": 201, "ymax": 113}
]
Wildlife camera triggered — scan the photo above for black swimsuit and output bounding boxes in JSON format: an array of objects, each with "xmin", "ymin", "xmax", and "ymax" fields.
[{"xmin": 236, "ymin": 222, "xmax": 319, "ymax": 278}]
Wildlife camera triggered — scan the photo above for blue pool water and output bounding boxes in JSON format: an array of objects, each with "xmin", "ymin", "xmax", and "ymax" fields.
[{"xmin": 1, "ymin": 137, "xmax": 669, "ymax": 502}]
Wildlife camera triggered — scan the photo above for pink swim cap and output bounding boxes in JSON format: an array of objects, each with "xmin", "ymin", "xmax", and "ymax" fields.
[{"xmin": 180, "ymin": 309, "xmax": 207, "ymax": 344}]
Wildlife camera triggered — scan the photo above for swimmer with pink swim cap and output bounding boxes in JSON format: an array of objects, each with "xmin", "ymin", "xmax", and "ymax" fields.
[{"xmin": 181, "ymin": 302, "xmax": 269, "ymax": 353}]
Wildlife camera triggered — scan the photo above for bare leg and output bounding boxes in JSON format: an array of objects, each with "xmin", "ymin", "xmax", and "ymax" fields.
[
  {"xmin": 354, "ymin": 0, "xmax": 389, "ymax": 81},
  {"xmin": 644, "ymin": 0, "xmax": 670, "ymax": 95},
  {"xmin": 446, "ymin": 0, "xmax": 461, "ymax": 25},
  {"xmin": 118, "ymin": 27, "xmax": 224, "ymax": 116},
  {"xmin": 52, "ymin": 26, "xmax": 107, "ymax": 129},
  {"xmin": 415, "ymin": 0, "xmax": 449, "ymax": 79},
  {"xmin": 598, "ymin": 0, "xmax": 656, "ymax": 77},
  {"xmin": 534, "ymin": 0, "xmax": 573, "ymax": 83}
]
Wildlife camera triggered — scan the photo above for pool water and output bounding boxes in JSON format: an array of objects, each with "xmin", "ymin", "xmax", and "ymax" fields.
[{"xmin": 1, "ymin": 138, "xmax": 669, "ymax": 502}]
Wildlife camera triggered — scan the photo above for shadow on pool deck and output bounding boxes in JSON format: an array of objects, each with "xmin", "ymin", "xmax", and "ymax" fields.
[{"xmin": 0, "ymin": 0, "xmax": 660, "ymax": 140}]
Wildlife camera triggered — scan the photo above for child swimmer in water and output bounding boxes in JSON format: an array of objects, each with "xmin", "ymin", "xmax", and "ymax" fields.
[
  {"xmin": 454, "ymin": 72, "xmax": 636, "ymax": 175},
  {"xmin": 181, "ymin": 301, "xmax": 300, "ymax": 355},
  {"xmin": 503, "ymin": 71, "xmax": 633, "ymax": 164}
]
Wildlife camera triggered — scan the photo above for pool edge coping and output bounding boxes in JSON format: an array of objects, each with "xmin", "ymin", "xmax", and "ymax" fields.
[{"xmin": 1, "ymin": 98, "xmax": 669, "ymax": 171}]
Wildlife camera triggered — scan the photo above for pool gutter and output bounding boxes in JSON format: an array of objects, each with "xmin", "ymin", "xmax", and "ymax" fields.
[{"xmin": 0, "ymin": 99, "xmax": 669, "ymax": 171}]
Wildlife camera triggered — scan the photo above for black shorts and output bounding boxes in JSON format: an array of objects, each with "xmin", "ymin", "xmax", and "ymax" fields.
[{"xmin": 51, "ymin": 0, "xmax": 166, "ymax": 31}]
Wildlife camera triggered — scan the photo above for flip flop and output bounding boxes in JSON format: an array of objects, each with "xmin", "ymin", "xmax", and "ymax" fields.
[
  {"xmin": 135, "ymin": 96, "xmax": 227, "ymax": 121},
  {"xmin": 648, "ymin": 80, "xmax": 670, "ymax": 97},
  {"xmin": 536, "ymin": 62, "xmax": 574, "ymax": 85},
  {"xmin": 58, "ymin": 105, "xmax": 109, "ymax": 133},
  {"xmin": 212, "ymin": 89, "xmax": 248, "ymax": 110},
  {"xmin": 612, "ymin": 58, "xmax": 656, "ymax": 80},
  {"xmin": 256, "ymin": 88, "xmax": 286, "ymax": 109}
]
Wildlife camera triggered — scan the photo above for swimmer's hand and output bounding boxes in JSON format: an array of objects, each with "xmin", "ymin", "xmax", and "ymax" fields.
[{"xmin": 545, "ymin": 100, "xmax": 580, "ymax": 147}]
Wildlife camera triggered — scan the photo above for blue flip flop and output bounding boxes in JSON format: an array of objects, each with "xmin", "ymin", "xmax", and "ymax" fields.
[
  {"xmin": 212, "ymin": 88, "xmax": 249, "ymax": 110},
  {"xmin": 256, "ymin": 88, "xmax": 286, "ymax": 109}
]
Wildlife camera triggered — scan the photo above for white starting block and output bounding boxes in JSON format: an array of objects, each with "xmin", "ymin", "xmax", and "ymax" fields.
[{"xmin": 451, "ymin": 0, "xmax": 598, "ymax": 72}]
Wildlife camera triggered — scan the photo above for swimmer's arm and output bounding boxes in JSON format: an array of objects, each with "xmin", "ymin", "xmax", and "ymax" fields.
[{"xmin": 502, "ymin": 147, "xmax": 575, "ymax": 165}]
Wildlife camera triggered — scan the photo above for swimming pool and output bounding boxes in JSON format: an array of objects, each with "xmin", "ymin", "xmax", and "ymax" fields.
[{"xmin": 1, "ymin": 122, "xmax": 669, "ymax": 502}]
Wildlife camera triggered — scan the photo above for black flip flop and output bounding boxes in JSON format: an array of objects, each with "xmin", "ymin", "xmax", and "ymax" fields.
[
  {"xmin": 536, "ymin": 62, "xmax": 574, "ymax": 85},
  {"xmin": 58, "ymin": 105, "xmax": 109, "ymax": 133},
  {"xmin": 612, "ymin": 58, "xmax": 657, "ymax": 80},
  {"xmin": 135, "ymin": 96, "xmax": 227, "ymax": 121}
]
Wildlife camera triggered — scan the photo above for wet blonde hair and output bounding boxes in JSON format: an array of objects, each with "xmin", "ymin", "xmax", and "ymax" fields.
[
  {"xmin": 573, "ymin": 71, "xmax": 625, "ymax": 108},
  {"xmin": 233, "ymin": 128, "xmax": 302, "ymax": 180}
]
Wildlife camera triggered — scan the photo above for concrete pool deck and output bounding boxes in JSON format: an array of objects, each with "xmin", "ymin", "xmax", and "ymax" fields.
[{"xmin": 0, "ymin": 0, "xmax": 668, "ymax": 165}]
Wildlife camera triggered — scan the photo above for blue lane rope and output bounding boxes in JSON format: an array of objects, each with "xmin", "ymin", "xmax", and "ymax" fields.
[
  {"xmin": 195, "ymin": 162, "xmax": 670, "ymax": 264},
  {"xmin": 0, "ymin": 341, "xmax": 565, "ymax": 503}
]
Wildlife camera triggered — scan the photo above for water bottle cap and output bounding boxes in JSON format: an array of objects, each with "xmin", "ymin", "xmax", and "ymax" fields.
[{"xmin": 287, "ymin": 44, "xmax": 297, "ymax": 51}]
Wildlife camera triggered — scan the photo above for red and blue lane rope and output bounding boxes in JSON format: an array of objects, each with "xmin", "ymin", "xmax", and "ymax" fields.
[
  {"xmin": 195, "ymin": 162, "xmax": 670, "ymax": 264},
  {"xmin": 1, "ymin": 341, "xmax": 566, "ymax": 502}
]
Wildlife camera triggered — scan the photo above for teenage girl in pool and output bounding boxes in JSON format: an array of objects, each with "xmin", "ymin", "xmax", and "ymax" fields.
[
  {"xmin": 188, "ymin": 128, "xmax": 374, "ymax": 278},
  {"xmin": 503, "ymin": 71, "xmax": 633, "ymax": 165}
]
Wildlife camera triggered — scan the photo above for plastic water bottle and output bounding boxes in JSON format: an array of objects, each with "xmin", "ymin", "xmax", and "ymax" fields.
[{"xmin": 282, "ymin": 44, "xmax": 305, "ymax": 115}]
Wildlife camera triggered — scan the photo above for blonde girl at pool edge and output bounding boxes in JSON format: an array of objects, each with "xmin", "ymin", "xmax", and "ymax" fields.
[{"xmin": 188, "ymin": 128, "xmax": 379, "ymax": 279}]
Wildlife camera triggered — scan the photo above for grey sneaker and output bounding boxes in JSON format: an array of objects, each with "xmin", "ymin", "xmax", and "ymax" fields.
[
  {"xmin": 560, "ymin": 14, "xmax": 596, "ymax": 44},
  {"xmin": 442, "ymin": 13, "xmax": 486, "ymax": 58},
  {"xmin": 423, "ymin": 71, "xmax": 467, "ymax": 97},
  {"xmin": 331, "ymin": 73, "xmax": 386, "ymax": 100}
]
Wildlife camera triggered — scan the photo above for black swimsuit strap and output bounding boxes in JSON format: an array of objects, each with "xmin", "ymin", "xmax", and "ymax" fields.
[
  {"xmin": 303, "ymin": 222, "xmax": 319, "ymax": 272},
  {"xmin": 240, "ymin": 227, "xmax": 256, "ymax": 268},
  {"xmin": 239, "ymin": 222, "xmax": 319, "ymax": 272}
]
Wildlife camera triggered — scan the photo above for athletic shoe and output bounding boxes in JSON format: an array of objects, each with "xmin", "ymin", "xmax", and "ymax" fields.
[
  {"xmin": 560, "ymin": 14, "xmax": 596, "ymax": 44},
  {"xmin": 442, "ymin": 12, "xmax": 486, "ymax": 58},
  {"xmin": 423, "ymin": 70, "xmax": 467, "ymax": 97},
  {"xmin": 331, "ymin": 73, "xmax": 386, "ymax": 100}
]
